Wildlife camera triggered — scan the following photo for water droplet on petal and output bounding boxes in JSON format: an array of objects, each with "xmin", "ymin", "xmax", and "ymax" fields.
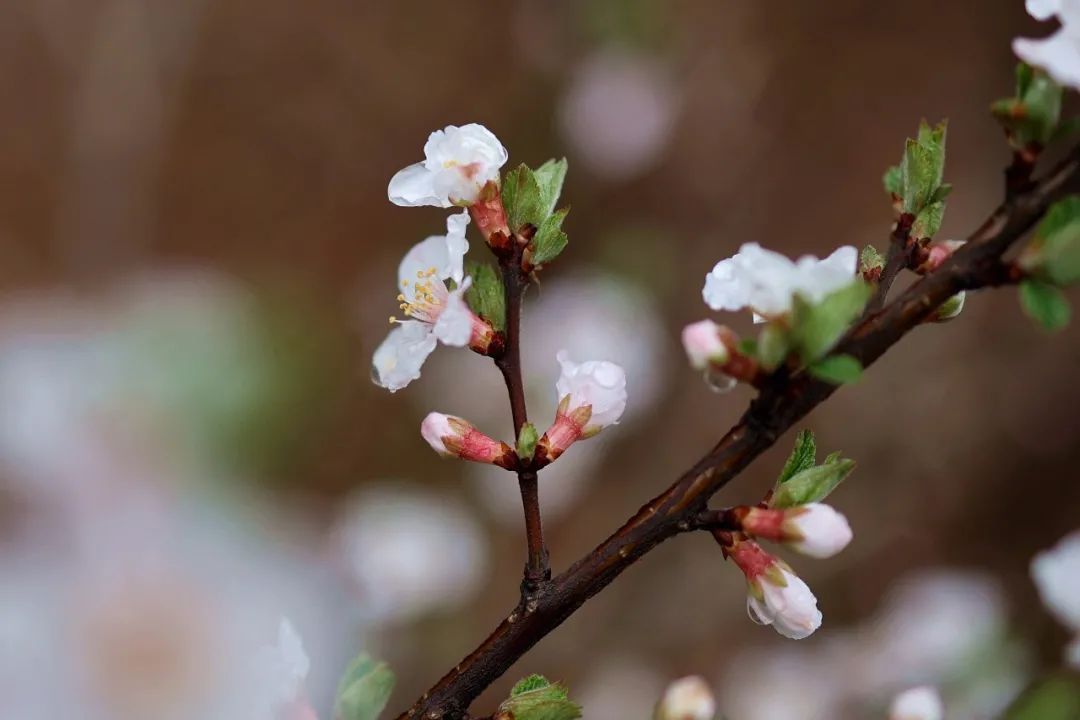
[
  {"xmin": 705, "ymin": 369, "xmax": 737, "ymax": 394},
  {"xmin": 747, "ymin": 596, "xmax": 771, "ymax": 626}
]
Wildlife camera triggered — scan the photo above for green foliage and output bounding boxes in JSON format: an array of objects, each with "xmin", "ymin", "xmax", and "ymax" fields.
[
  {"xmin": 503, "ymin": 164, "xmax": 546, "ymax": 232},
  {"xmin": 884, "ymin": 120, "xmax": 948, "ymax": 236},
  {"xmin": 500, "ymin": 675, "xmax": 582, "ymax": 720},
  {"xmin": 1021, "ymin": 196, "xmax": 1080, "ymax": 286},
  {"xmin": 777, "ymin": 429, "xmax": 817, "ymax": 485},
  {"xmin": 534, "ymin": 158, "xmax": 568, "ymax": 219},
  {"xmin": 860, "ymin": 245, "xmax": 884, "ymax": 276},
  {"xmin": 771, "ymin": 457, "xmax": 856, "ymax": 509},
  {"xmin": 790, "ymin": 281, "xmax": 873, "ymax": 362},
  {"xmin": 756, "ymin": 322, "xmax": 790, "ymax": 371},
  {"xmin": 911, "ymin": 200, "xmax": 945, "ymax": 240},
  {"xmin": 1005, "ymin": 676, "xmax": 1080, "ymax": 720},
  {"xmin": 465, "ymin": 260, "xmax": 507, "ymax": 331},
  {"xmin": 808, "ymin": 354, "xmax": 863, "ymax": 385},
  {"xmin": 882, "ymin": 165, "xmax": 902, "ymax": 197},
  {"xmin": 1020, "ymin": 279, "xmax": 1071, "ymax": 331},
  {"xmin": 517, "ymin": 422, "xmax": 539, "ymax": 462},
  {"xmin": 334, "ymin": 654, "xmax": 396, "ymax": 720},
  {"xmin": 530, "ymin": 208, "xmax": 570, "ymax": 268},
  {"xmin": 992, "ymin": 63, "xmax": 1064, "ymax": 150}
]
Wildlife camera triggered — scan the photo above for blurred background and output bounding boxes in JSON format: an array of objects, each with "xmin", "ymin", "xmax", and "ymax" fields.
[{"xmin": 0, "ymin": 1, "xmax": 1078, "ymax": 718}]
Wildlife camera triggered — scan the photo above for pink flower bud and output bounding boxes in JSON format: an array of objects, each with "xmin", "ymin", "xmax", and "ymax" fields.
[
  {"xmin": 420, "ymin": 412, "xmax": 515, "ymax": 469},
  {"xmin": 919, "ymin": 239, "xmax": 965, "ymax": 273},
  {"xmin": 681, "ymin": 320, "xmax": 730, "ymax": 370},
  {"xmin": 656, "ymin": 676, "xmax": 716, "ymax": 720},
  {"xmin": 889, "ymin": 686, "xmax": 943, "ymax": 720},
  {"xmin": 729, "ymin": 539, "xmax": 822, "ymax": 640},
  {"xmin": 740, "ymin": 503, "xmax": 853, "ymax": 559},
  {"xmin": 537, "ymin": 351, "xmax": 627, "ymax": 463}
]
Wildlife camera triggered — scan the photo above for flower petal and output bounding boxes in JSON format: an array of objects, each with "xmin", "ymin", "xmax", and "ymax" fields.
[
  {"xmin": 398, "ymin": 236, "xmax": 454, "ymax": 298},
  {"xmin": 388, "ymin": 162, "xmax": 450, "ymax": 208},
  {"xmin": 433, "ymin": 285, "xmax": 474, "ymax": 347},
  {"xmin": 372, "ymin": 321, "xmax": 437, "ymax": 391},
  {"xmin": 445, "ymin": 210, "xmax": 471, "ymax": 285},
  {"xmin": 1014, "ymin": 31, "xmax": 1080, "ymax": 90}
]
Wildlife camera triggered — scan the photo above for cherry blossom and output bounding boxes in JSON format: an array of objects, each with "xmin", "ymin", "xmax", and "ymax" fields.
[
  {"xmin": 537, "ymin": 350, "xmax": 627, "ymax": 461},
  {"xmin": 656, "ymin": 676, "xmax": 716, "ymax": 720},
  {"xmin": 741, "ymin": 503, "xmax": 853, "ymax": 559},
  {"xmin": 889, "ymin": 686, "xmax": 943, "ymax": 720},
  {"xmin": 388, "ymin": 124, "xmax": 508, "ymax": 208},
  {"xmin": 729, "ymin": 538, "xmax": 822, "ymax": 640},
  {"xmin": 1014, "ymin": 0, "xmax": 1080, "ymax": 89},
  {"xmin": 420, "ymin": 412, "xmax": 515, "ymax": 468},
  {"xmin": 1031, "ymin": 529, "xmax": 1080, "ymax": 667}
]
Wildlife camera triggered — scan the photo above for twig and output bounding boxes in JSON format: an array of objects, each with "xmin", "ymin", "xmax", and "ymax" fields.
[{"xmin": 394, "ymin": 144, "xmax": 1080, "ymax": 720}]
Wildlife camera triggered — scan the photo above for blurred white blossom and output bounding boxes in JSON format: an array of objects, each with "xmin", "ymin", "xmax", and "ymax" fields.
[
  {"xmin": 889, "ymin": 686, "xmax": 943, "ymax": 720},
  {"xmin": 1015, "ymin": 0, "xmax": 1080, "ymax": 89},
  {"xmin": 1031, "ymin": 529, "xmax": 1080, "ymax": 667}
]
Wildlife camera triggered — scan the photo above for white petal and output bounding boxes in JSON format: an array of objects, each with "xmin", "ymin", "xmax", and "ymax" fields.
[
  {"xmin": 1031, "ymin": 529, "xmax": 1080, "ymax": 630},
  {"xmin": 423, "ymin": 124, "xmax": 508, "ymax": 205},
  {"xmin": 433, "ymin": 286, "xmax": 474, "ymax": 347},
  {"xmin": 1028, "ymin": 0, "xmax": 1063, "ymax": 21},
  {"xmin": 889, "ymin": 686, "xmax": 943, "ymax": 720},
  {"xmin": 398, "ymin": 236, "xmax": 454, "ymax": 295},
  {"xmin": 703, "ymin": 257, "xmax": 750, "ymax": 312},
  {"xmin": 554, "ymin": 349, "xmax": 628, "ymax": 429},
  {"xmin": 747, "ymin": 594, "xmax": 772, "ymax": 626},
  {"xmin": 388, "ymin": 162, "xmax": 450, "ymax": 208},
  {"xmin": 420, "ymin": 412, "xmax": 455, "ymax": 456},
  {"xmin": 788, "ymin": 504, "xmax": 853, "ymax": 559},
  {"xmin": 1014, "ymin": 31, "xmax": 1080, "ymax": 90},
  {"xmin": 372, "ymin": 321, "xmax": 437, "ymax": 392},
  {"xmin": 445, "ymin": 210, "xmax": 471, "ymax": 285},
  {"xmin": 760, "ymin": 569, "xmax": 822, "ymax": 640}
]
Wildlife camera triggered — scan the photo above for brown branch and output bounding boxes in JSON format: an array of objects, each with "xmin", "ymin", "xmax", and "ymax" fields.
[
  {"xmin": 395, "ymin": 144, "xmax": 1080, "ymax": 720},
  {"xmin": 494, "ymin": 239, "xmax": 550, "ymax": 593}
]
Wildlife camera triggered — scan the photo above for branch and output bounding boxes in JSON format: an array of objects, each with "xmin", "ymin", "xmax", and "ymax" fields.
[
  {"xmin": 493, "ymin": 240, "xmax": 550, "ymax": 593},
  {"xmin": 395, "ymin": 144, "xmax": 1080, "ymax": 720}
]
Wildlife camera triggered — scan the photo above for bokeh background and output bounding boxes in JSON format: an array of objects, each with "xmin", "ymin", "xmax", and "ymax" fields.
[{"xmin": 0, "ymin": 1, "xmax": 1078, "ymax": 718}]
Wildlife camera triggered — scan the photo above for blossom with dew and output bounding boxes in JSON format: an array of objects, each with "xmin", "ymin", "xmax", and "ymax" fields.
[
  {"xmin": 655, "ymin": 675, "xmax": 716, "ymax": 720},
  {"xmin": 388, "ymin": 124, "xmax": 508, "ymax": 208},
  {"xmin": 1015, "ymin": 1, "xmax": 1080, "ymax": 89},
  {"xmin": 728, "ymin": 538, "xmax": 822, "ymax": 639},
  {"xmin": 372, "ymin": 213, "xmax": 495, "ymax": 392},
  {"xmin": 420, "ymin": 412, "xmax": 516, "ymax": 469},
  {"xmin": 681, "ymin": 319, "xmax": 730, "ymax": 370},
  {"xmin": 740, "ymin": 503, "xmax": 853, "ymax": 559},
  {"xmin": 536, "ymin": 350, "xmax": 627, "ymax": 462},
  {"xmin": 703, "ymin": 243, "xmax": 858, "ymax": 321},
  {"xmin": 1031, "ymin": 529, "xmax": 1080, "ymax": 667},
  {"xmin": 889, "ymin": 686, "xmax": 943, "ymax": 720}
]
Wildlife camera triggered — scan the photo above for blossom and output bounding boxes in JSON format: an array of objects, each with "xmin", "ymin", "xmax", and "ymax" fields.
[
  {"xmin": 420, "ymin": 412, "xmax": 515, "ymax": 468},
  {"xmin": 703, "ymin": 243, "xmax": 858, "ymax": 321},
  {"xmin": 681, "ymin": 319, "xmax": 730, "ymax": 370},
  {"xmin": 1031, "ymin": 529, "xmax": 1080, "ymax": 667},
  {"xmin": 1014, "ymin": 1, "xmax": 1080, "ymax": 89},
  {"xmin": 388, "ymin": 124, "xmax": 508, "ymax": 208},
  {"xmin": 537, "ymin": 350, "xmax": 627, "ymax": 462},
  {"xmin": 729, "ymin": 538, "xmax": 822, "ymax": 640},
  {"xmin": 741, "ymin": 503, "xmax": 853, "ymax": 559},
  {"xmin": 889, "ymin": 686, "xmax": 943, "ymax": 720},
  {"xmin": 254, "ymin": 618, "xmax": 314, "ymax": 719},
  {"xmin": 655, "ymin": 676, "xmax": 716, "ymax": 720},
  {"xmin": 373, "ymin": 213, "xmax": 493, "ymax": 392}
]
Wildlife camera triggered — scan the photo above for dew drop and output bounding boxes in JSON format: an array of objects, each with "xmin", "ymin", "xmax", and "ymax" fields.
[{"xmin": 705, "ymin": 368, "xmax": 737, "ymax": 394}]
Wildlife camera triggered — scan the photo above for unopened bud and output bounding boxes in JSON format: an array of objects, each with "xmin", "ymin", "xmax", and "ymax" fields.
[
  {"xmin": 682, "ymin": 320, "xmax": 730, "ymax": 370},
  {"xmin": 919, "ymin": 239, "xmax": 965, "ymax": 273},
  {"xmin": 537, "ymin": 351, "xmax": 627, "ymax": 463},
  {"xmin": 740, "ymin": 503, "xmax": 853, "ymax": 559},
  {"xmin": 655, "ymin": 676, "xmax": 715, "ymax": 720},
  {"xmin": 421, "ymin": 412, "xmax": 515, "ymax": 469},
  {"xmin": 729, "ymin": 538, "xmax": 822, "ymax": 640},
  {"xmin": 889, "ymin": 686, "xmax": 943, "ymax": 720}
]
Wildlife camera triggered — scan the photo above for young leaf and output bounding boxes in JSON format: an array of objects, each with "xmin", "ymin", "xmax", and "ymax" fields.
[
  {"xmin": 1020, "ymin": 279, "xmax": 1071, "ymax": 331},
  {"xmin": 500, "ymin": 674, "xmax": 582, "ymax": 720},
  {"xmin": 911, "ymin": 200, "xmax": 945, "ymax": 240},
  {"xmin": 808, "ymin": 354, "xmax": 863, "ymax": 385},
  {"xmin": 503, "ymin": 164, "xmax": 545, "ymax": 232},
  {"xmin": 882, "ymin": 165, "xmax": 902, "ymax": 197},
  {"xmin": 517, "ymin": 422, "xmax": 539, "ymax": 462},
  {"xmin": 770, "ymin": 458, "xmax": 856, "ymax": 509},
  {"xmin": 530, "ymin": 207, "xmax": 570, "ymax": 268},
  {"xmin": 860, "ymin": 245, "xmax": 884, "ymax": 276},
  {"xmin": 896, "ymin": 120, "xmax": 948, "ymax": 215},
  {"xmin": 757, "ymin": 322, "xmax": 790, "ymax": 371},
  {"xmin": 334, "ymin": 654, "xmax": 396, "ymax": 720},
  {"xmin": 791, "ymin": 281, "xmax": 873, "ymax": 362},
  {"xmin": 465, "ymin": 260, "xmax": 507, "ymax": 331},
  {"xmin": 534, "ymin": 158, "xmax": 568, "ymax": 219},
  {"xmin": 1024, "ymin": 198, "xmax": 1080, "ymax": 285},
  {"xmin": 776, "ymin": 429, "xmax": 817, "ymax": 485}
]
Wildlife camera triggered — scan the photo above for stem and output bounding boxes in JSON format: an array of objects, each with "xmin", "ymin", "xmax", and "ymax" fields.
[
  {"xmin": 394, "ymin": 144, "xmax": 1080, "ymax": 720},
  {"xmin": 495, "ymin": 242, "xmax": 550, "ymax": 592}
]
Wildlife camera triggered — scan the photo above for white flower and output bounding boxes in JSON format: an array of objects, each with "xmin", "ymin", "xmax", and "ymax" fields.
[
  {"xmin": 1031, "ymin": 529, "xmax": 1080, "ymax": 667},
  {"xmin": 890, "ymin": 686, "xmax": 943, "ymax": 720},
  {"xmin": 1015, "ymin": 1, "xmax": 1080, "ymax": 89},
  {"xmin": 656, "ymin": 676, "xmax": 716, "ymax": 720},
  {"xmin": 681, "ymin": 319, "xmax": 729, "ymax": 370},
  {"xmin": 730, "ymin": 539, "xmax": 822, "ymax": 640},
  {"xmin": 372, "ymin": 212, "xmax": 477, "ymax": 392},
  {"xmin": 254, "ymin": 618, "xmax": 311, "ymax": 712},
  {"xmin": 784, "ymin": 504, "xmax": 854, "ymax": 559},
  {"xmin": 554, "ymin": 349, "xmax": 628, "ymax": 432},
  {"xmin": 388, "ymin": 124, "xmax": 508, "ymax": 207},
  {"xmin": 703, "ymin": 243, "xmax": 858, "ymax": 321}
]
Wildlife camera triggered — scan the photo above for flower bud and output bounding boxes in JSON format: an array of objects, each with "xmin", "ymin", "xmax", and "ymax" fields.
[
  {"xmin": 889, "ymin": 686, "xmax": 943, "ymax": 720},
  {"xmin": 918, "ymin": 239, "xmax": 965, "ymax": 273},
  {"xmin": 537, "ymin": 351, "xmax": 627, "ymax": 463},
  {"xmin": 741, "ymin": 503, "xmax": 853, "ymax": 559},
  {"xmin": 728, "ymin": 538, "xmax": 822, "ymax": 639},
  {"xmin": 681, "ymin": 320, "xmax": 730, "ymax": 370},
  {"xmin": 655, "ymin": 676, "xmax": 716, "ymax": 720},
  {"xmin": 932, "ymin": 292, "xmax": 965, "ymax": 323},
  {"xmin": 420, "ymin": 413, "xmax": 516, "ymax": 469}
]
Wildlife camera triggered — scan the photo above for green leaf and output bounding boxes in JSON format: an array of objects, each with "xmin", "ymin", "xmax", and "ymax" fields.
[
  {"xmin": 464, "ymin": 260, "xmax": 507, "ymax": 331},
  {"xmin": 771, "ymin": 458, "xmax": 856, "ymax": 509},
  {"xmin": 911, "ymin": 200, "xmax": 945, "ymax": 240},
  {"xmin": 534, "ymin": 158, "xmax": 568, "ymax": 219},
  {"xmin": 334, "ymin": 654, "xmax": 395, "ymax": 720},
  {"xmin": 502, "ymin": 164, "xmax": 545, "ymax": 232},
  {"xmin": 1025, "ymin": 197, "xmax": 1080, "ymax": 285},
  {"xmin": 929, "ymin": 182, "xmax": 953, "ymax": 204},
  {"xmin": 517, "ymin": 422, "xmax": 538, "ymax": 462},
  {"xmin": 808, "ymin": 354, "xmax": 863, "ymax": 385},
  {"xmin": 757, "ymin": 322, "xmax": 790, "ymax": 371},
  {"xmin": 1005, "ymin": 676, "xmax": 1080, "ymax": 720},
  {"xmin": 791, "ymin": 281, "xmax": 873, "ymax": 362},
  {"xmin": 1020, "ymin": 279, "xmax": 1071, "ymax": 331},
  {"xmin": 882, "ymin": 165, "xmax": 902, "ymax": 197},
  {"xmin": 500, "ymin": 675, "xmax": 582, "ymax": 720},
  {"xmin": 994, "ymin": 64, "xmax": 1064, "ymax": 148},
  {"xmin": 737, "ymin": 337, "xmax": 758, "ymax": 357},
  {"xmin": 860, "ymin": 245, "xmax": 884, "ymax": 275},
  {"xmin": 530, "ymin": 207, "xmax": 570, "ymax": 268},
  {"xmin": 896, "ymin": 120, "xmax": 947, "ymax": 215},
  {"xmin": 777, "ymin": 429, "xmax": 817, "ymax": 485},
  {"xmin": 1017, "ymin": 62, "xmax": 1035, "ymax": 98}
]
